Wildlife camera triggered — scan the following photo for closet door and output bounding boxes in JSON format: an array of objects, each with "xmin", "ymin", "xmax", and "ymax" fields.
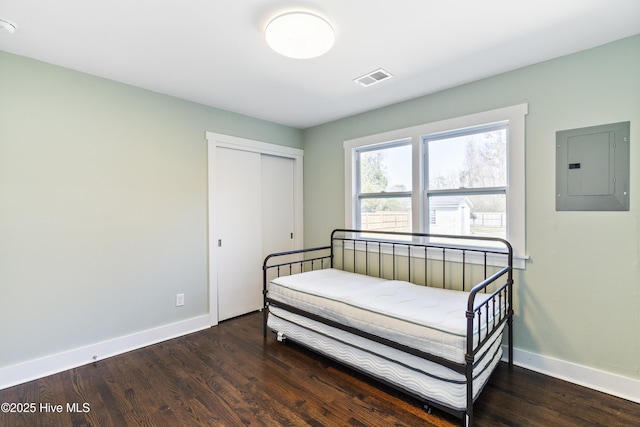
[
  {"xmin": 261, "ymin": 154, "xmax": 295, "ymax": 258},
  {"xmin": 216, "ymin": 147, "xmax": 263, "ymax": 321},
  {"xmin": 215, "ymin": 149, "xmax": 296, "ymax": 322}
]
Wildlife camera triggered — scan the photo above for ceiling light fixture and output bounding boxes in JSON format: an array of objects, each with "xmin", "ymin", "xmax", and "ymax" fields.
[
  {"xmin": 265, "ymin": 12, "xmax": 335, "ymax": 59},
  {"xmin": 0, "ymin": 19, "xmax": 17, "ymax": 34}
]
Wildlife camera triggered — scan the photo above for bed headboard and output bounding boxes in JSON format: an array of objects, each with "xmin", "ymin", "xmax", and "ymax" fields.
[
  {"xmin": 263, "ymin": 228, "xmax": 512, "ymax": 293},
  {"xmin": 330, "ymin": 229, "xmax": 512, "ymax": 292}
]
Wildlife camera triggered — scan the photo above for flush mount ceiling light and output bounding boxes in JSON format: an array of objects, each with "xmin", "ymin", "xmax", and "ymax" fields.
[
  {"xmin": 265, "ymin": 12, "xmax": 335, "ymax": 59},
  {"xmin": 0, "ymin": 18, "xmax": 17, "ymax": 34}
]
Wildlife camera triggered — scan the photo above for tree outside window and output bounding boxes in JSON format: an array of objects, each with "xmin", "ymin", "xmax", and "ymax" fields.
[
  {"xmin": 425, "ymin": 124, "xmax": 507, "ymax": 239},
  {"xmin": 357, "ymin": 142, "xmax": 411, "ymax": 232}
]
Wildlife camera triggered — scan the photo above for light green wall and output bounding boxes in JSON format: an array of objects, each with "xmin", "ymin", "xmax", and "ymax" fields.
[
  {"xmin": 302, "ymin": 35, "xmax": 640, "ymax": 380},
  {"xmin": 2, "ymin": 34, "xmax": 639, "ymax": 384},
  {"xmin": 0, "ymin": 51, "xmax": 302, "ymax": 368}
]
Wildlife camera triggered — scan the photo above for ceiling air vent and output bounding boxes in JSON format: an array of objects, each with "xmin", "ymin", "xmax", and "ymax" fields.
[{"xmin": 353, "ymin": 68, "xmax": 393, "ymax": 87}]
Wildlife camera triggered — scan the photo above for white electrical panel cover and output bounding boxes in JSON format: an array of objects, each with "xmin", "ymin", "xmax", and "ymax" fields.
[{"xmin": 556, "ymin": 121, "xmax": 630, "ymax": 211}]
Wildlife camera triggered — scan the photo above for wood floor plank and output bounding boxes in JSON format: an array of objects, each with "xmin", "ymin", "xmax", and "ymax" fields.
[{"xmin": 1, "ymin": 311, "xmax": 638, "ymax": 426}]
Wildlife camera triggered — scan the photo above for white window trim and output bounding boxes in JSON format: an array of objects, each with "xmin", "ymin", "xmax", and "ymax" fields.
[{"xmin": 344, "ymin": 104, "xmax": 528, "ymax": 269}]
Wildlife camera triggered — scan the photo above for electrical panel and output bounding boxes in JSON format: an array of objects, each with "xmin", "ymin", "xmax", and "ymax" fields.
[{"xmin": 556, "ymin": 121, "xmax": 630, "ymax": 211}]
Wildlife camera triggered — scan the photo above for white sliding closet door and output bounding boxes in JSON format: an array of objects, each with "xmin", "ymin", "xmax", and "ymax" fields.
[
  {"xmin": 215, "ymin": 147, "xmax": 263, "ymax": 321},
  {"xmin": 261, "ymin": 154, "xmax": 295, "ymax": 258},
  {"xmin": 215, "ymin": 148, "xmax": 296, "ymax": 322}
]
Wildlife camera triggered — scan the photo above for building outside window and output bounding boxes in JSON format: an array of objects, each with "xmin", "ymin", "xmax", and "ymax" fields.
[{"xmin": 424, "ymin": 123, "xmax": 507, "ymax": 239}]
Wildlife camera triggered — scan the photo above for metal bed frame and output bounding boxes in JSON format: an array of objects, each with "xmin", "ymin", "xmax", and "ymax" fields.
[{"xmin": 263, "ymin": 229, "xmax": 514, "ymax": 427}]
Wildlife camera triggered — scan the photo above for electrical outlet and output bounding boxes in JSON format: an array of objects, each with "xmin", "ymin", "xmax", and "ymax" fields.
[{"xmin": 176, "ymin": 293, "xmax": 184, "ymax": 307}]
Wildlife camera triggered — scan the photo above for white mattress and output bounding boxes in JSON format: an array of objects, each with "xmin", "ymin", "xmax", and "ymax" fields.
[
  {"xmin": 268, "ymin": 268, "xmax": 506, "ymax": 364},
  {"xmin": 267, "ymin": 307, "xmax": 503, "ymax": 410}
]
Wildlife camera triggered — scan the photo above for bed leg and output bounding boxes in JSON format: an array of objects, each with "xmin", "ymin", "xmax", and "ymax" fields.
[
  {"xmin": 465, "ymin": 357, "xmax": 474, "ymax": 427},
  {"xmin": 423, "ymin": 404, "xmax": 432, "ymax": 414},
  {"xmin": 263, "ymin": 307, "xmax": 268, "ymax": 338},
  {"xmin": 508, "ymin": 309, "xmax": 514, "ymax": 368}
]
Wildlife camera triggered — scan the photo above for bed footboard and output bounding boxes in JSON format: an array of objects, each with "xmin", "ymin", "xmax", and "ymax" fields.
[
  {"xmin": 465, "ymin": 262, "xmax": 513, "ymax": 426},
  {"xmin": 262, "ymin": 245, "xmax": 332, "ymax": 337}
]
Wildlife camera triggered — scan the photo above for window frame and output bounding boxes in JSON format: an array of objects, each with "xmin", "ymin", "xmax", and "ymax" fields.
[
  {"xmin": 355, "ymin": 139, "xmax": 412, "ymax": 230},
  {"xmin": 423, "ymin": 122, "xmax": 508, "ymax": 239},
  {"xmin": 344, "ymin": 104, "xmax": 527, "ymax": 268}
]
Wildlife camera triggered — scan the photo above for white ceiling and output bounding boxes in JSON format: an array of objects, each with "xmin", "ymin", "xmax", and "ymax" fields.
[{"xmin": 1, "ymin": 1, "xmax": 639, "ymax": 129}]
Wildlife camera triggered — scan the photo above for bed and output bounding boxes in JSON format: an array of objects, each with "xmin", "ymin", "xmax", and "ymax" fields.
[{"xmin": 263, "ymin": 229, "xmax": 513, "ymax": 427}]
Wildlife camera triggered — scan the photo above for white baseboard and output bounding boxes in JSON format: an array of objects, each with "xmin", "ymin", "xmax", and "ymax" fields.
[
  {"xmin": 3, "ymin": 320, "xmax": 639, "ymax": 406},
  {"xmin": 503, "ymin": 345, "xmax": 640, "ymax": 404},
  {"xmin": 0, "ymin": 315, "xmax": 211, "ymax": 391}
]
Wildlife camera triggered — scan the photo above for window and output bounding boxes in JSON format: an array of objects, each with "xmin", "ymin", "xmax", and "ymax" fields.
[
  {"xmin": 344, "ymin": 104, "xmax": 527, "ymax": 267},
  {"xmin": 424, "ymin": 123, "xmax": 507, "ymax": 240},
  {"xmin": 355, "ymin": 141, "xmax": 412, "ymax": 232}
]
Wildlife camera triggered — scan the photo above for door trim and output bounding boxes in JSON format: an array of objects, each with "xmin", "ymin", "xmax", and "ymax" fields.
[{"xmin": 206, "ymin": 132, "xmax": 303, "ymax": 326}]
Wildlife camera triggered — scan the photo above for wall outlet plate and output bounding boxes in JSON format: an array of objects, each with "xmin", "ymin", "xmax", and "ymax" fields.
[{"xmin": 176, "ymin": 293, "xmax": 185, "ymax": 307}]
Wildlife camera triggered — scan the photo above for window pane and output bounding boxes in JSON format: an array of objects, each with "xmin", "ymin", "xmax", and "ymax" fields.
[
  {"xmin": 429, "ymin": 193, "xmax": 505, "ymax": 239},
  {"xmin": 359, "ymin": 144, "xmax": 412, "ymax": 193},
  {"xmin": 359, "ymin": 197, "xmax": 411, "ymax": 232},
  {"xmin": 427, "ymin": 128, "xmax": 506, "ymax": 190}
]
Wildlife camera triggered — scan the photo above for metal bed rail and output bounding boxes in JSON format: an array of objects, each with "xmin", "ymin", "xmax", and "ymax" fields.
[
  {"xmin": 262, "ymin": 245, "xmax": 332, "ymax": 336},
  {"xmin": 263, "ymin": 229, "xmax": 513, "ymax": 427}
]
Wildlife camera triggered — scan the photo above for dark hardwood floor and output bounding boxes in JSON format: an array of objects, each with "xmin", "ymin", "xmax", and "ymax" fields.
[{"xmin": 1, "ymin": 311, "xmax": 638, "ymax": 426}]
